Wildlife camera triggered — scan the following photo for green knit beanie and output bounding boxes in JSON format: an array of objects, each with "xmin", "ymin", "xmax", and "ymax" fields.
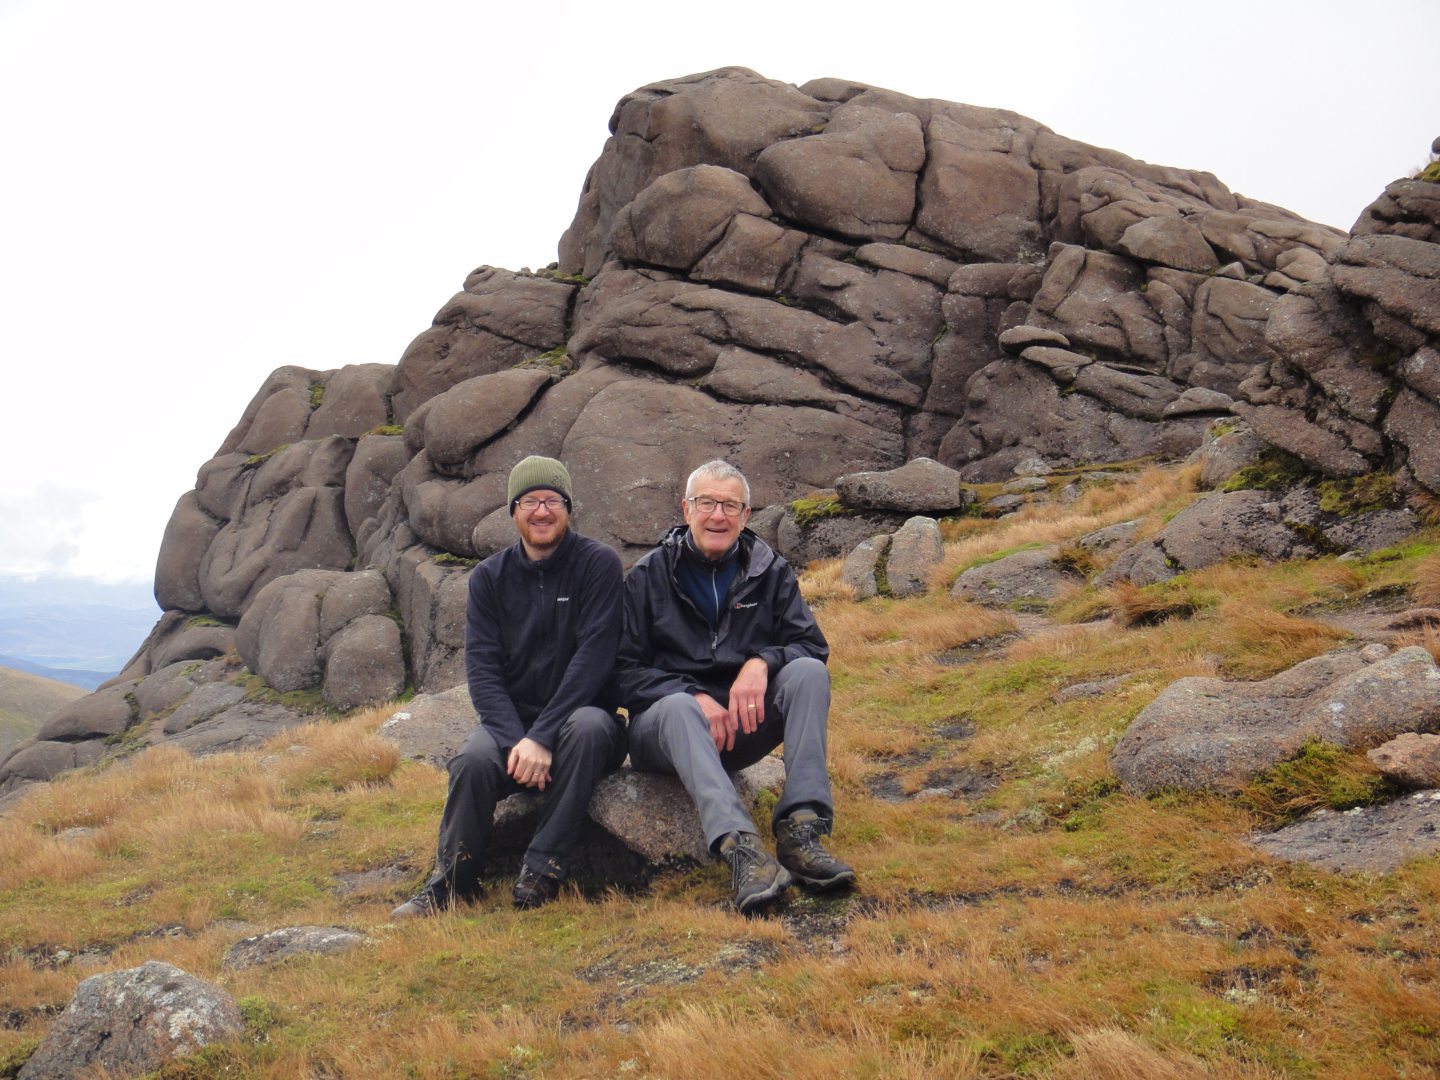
[{"xmin": 507, "ymin": 455, "xmax": 573, "ymax": 513}]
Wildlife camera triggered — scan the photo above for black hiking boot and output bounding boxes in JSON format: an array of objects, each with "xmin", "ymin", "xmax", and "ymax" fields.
[
  {"xmin": 775, "ymin": 809, "xmax": 856, "ymax": 890},
  {"xmin": 512, "ymin": 865, "xmax": 564, "ymax": 910},
  {"xmin": 718, "ymin": 831, "xmax": 791, "ymax": 914}
]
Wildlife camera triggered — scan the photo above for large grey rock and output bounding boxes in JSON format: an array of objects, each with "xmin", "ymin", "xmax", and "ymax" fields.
[
  {"xmin": 235, "ymin": 569, "xmax": 400, "ymax": 708},
  {"xmin": 223, "ymin": 926, "xmax": 366, "ymax": 970},
  {"xmin": 754, "ymin": 102, "xmax": 924, "ymax": 241},
  {"xmin": 378, "ymin": 684, "xmax": 476, "ymax": 768},
  {"xmin": 392, "ymin": 268, "xmax": 575, "ymax": 421},
  {"xmin": 0, "ymin": 738, "xmax": 107, "ymax": 794},
  {"xmin": 835, "ymin": 457, "xmax": 967, "ymax": 513},
  {"xmin": 1113, "ymin": 647, "xmax": 1440, "ymax": 795},
  {"xmin": 1157, "ymin": 490, "xmax": 1319, "ymax": 569},
  {"xmin": 35, "ymin": 685, "xmax": 136, "ymax": 742},
  {"xmin": 18, "ymin": 961, "xmax": 242, "ymax": 1080},
  {"xmin": 950, "ymin": 546, "xmax": 1079, "ymax": 607},
  {"xmin": 610, "ymin": 165, "xmax": 772, "ymax": 270},
  {"xmin": 101, "ymin": 70, "xmax": 1440, "ymax": 774},
  {"xmin": 322, "ymin": 615, "xmax": 406, "ymax": 710}
]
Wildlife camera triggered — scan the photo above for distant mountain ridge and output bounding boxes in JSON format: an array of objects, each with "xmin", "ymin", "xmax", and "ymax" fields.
[
  {"xmin": 0, "ymin": 654, "xmax": 115, "ymax": 691},
  {"xmin": 0, "ymin": 576, "xmax": 159, "ymax": 686}
]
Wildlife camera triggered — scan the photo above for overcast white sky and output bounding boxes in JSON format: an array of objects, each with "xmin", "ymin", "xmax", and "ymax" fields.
[{"xmin": 1, "ymin": 0, "xmax": 1435, "ymax": 587}]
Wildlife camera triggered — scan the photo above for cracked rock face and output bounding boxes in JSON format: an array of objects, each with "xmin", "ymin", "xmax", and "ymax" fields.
[{"xmin": 5, "ymin": 70, "xmax": 1438, "ymax": 798}]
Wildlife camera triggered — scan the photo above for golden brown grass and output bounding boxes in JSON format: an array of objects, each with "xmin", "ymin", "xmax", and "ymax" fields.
[
  {"xmin": 1415, "ymin": 553, "xmax": 1440, "ymax": 607},
  {"xmin": 6, "ymin": 466, "xmax": 1440, "ymax": 1078},
  {"xmin": 932, "ymin": 464, "xmax": 1200, "ymax": 590}
]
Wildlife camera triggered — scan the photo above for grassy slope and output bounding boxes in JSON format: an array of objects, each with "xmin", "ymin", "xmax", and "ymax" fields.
[
  {"xmin": 0, "ymin": 665, "xmax": 84, "ymax": 756},
  {"xmin": 2, "ymin": 465, "xmax": 1439, "ymax": 1079}
]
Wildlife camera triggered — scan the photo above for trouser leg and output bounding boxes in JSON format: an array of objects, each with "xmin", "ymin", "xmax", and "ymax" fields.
[
  {"xmin": 629, "ymin": 693, "xmax": 759, "ymax": 850},
  {"xmin": 524, "ymin": 707, "xmax": 626, "ymax": 877},
  {"xmin": 767, "ymin": 656, "xmax": 834, "ymax": 827},
  {"xmin": 428, "ymin": 723, "xmax": 508, "ymax": 900}
]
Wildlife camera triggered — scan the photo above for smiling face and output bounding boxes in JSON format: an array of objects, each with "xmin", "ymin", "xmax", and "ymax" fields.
[
  {"xmin": 682, "ymin": 475, "xmax": 750, "ymax": 561},
  {"xmin": 512, "ymin": 488, "xmax": 569, "ymax": 560}
]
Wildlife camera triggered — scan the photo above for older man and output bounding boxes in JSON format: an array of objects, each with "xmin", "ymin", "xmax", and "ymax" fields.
[
  {"xmin": 617, "ymin": 460, "xmax": 854, "ymax": 913},
  {"xmin": 393, "ymin": 455, "xmax": 625, "ymax": 916}
]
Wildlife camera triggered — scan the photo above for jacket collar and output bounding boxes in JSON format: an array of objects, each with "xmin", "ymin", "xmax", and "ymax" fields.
[{"xmin": 660, "ymin": 525, "xmax": 774, "ymax": 580}]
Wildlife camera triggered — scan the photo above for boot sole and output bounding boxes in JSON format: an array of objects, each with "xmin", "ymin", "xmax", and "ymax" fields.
[
  {"xmin": 735, "ymin": 866, "xmax": 793, "ymax": 914},
  {"xmin": 792, "ymin": 868, "xmax": 857, "ymax": 891}
]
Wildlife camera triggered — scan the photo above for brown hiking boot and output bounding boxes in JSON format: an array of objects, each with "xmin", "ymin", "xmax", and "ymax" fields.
[
  {"xmin": 775, "ymin": 809, "xmax": 856, "ymax": 890},
  {"xmin": 719, "ymin": 831, "xmax": 791, "ymax": 914}
]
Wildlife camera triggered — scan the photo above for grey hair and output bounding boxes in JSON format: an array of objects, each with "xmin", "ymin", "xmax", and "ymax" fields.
[{"xmin": 684, "ymin": 459, "xmax": 751, "ymax": 505}]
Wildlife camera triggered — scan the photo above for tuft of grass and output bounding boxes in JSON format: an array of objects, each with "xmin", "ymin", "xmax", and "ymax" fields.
[
  {"xmin": 1110, "ymin": 579, "xmax": 1217, "ymax": 628},
  {"xmin": 1241, "ymin": 740, "xmax": 1390, "ymax": 823},
  {"xmin": 1212, "ymin": 602, "xmax": 1349, "ymax": 679},
  {"xmin": 309, "ymin": 382, "xmax": 325, "ymax": 408},
  {"xmin": 364, "ymin": 423, "xmax": 404, "ymax": 437}
]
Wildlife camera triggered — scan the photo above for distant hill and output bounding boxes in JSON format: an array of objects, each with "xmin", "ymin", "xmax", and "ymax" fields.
[
  {"xmin": 0, "ymin": 654, "xmax": 115, "ymax": 691},
  {"xmin": 0, "ymin": 576, "xmax": 159, "ymax": 686},
  {"xmin": 0, "ymin": 663, "xmax": 85, "ymax": 755}
]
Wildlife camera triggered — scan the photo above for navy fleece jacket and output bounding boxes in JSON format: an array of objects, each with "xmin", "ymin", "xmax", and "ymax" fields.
[{"xmin": 464, "ymin": 527, "xmax": 623, "ymax": 751}]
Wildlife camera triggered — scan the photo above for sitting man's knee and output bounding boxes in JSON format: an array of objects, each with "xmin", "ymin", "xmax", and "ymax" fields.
[
  {"xmin": 782, "ymin": 656, "xmax": 829, "ymax": 683},
  {"xmin": 564, "ymin": 706, "xmax": 617, "ymax": 744}
]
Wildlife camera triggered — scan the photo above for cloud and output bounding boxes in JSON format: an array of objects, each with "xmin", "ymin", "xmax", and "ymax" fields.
[
  {"xmin": 0, "ymin": 484, "xmax": 91, "ymax": 576},
  {"xmin": 0, "ymin": 483, "xmax": 156, "ymax": 583}
]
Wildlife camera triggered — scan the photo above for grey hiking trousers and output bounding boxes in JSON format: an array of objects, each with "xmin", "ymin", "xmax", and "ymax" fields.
[{"xmin": 627, "ymin": 656, "xmax": 834, "ymax": 851}]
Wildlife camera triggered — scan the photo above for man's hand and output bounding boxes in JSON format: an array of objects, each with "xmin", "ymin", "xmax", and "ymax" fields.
[
  {"xmin": 694, "ymin": 692, "xmax": 736, "ymax": 752},
  {"xmin": 507, "ymin": 737, "xmax": 553, "ymax": 790},
  {"xmin": 728, "ymin": 657, "xmax": 769, "ymax": 736}
]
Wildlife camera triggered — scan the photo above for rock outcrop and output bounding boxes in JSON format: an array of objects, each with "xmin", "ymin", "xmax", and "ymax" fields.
[{"xmin": 4, "ymin": 67, "xmax": 1437, "ymax": 795}]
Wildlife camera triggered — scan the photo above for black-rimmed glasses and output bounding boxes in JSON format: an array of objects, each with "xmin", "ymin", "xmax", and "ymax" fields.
[{"xmin": 687, "ymin": 496, "xmax": 747, "ymax": 517}]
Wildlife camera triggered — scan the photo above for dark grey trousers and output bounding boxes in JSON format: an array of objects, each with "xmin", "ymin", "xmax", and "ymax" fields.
[
  {"xmin": 627, "ymin": 656, "xmax": 834, "ymax": 851},
  {"xmin": 426, "ymin": 706, "xmax": 625, "ymax": 900}
]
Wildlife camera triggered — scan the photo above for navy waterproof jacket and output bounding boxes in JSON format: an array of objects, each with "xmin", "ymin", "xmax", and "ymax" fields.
[
  {"xmin": 616, "ymin": 526, "xmax": 829, "ymax": 715},
  {"xmin": 465, "ymin": 527, "xmax": 623, "ymax": 751}
]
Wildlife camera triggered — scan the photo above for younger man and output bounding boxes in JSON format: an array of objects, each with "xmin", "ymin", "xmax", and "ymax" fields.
[{"xmin": 394, "ymin": 455, "xmax": 625, "ymax": 915}]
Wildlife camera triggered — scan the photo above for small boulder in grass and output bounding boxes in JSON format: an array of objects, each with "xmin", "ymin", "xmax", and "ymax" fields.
[
  {"xmin": 223, "ymin": 926, "xmax": 366, "ymax": 970},
  {"xmin": 18, "ymin": 961, "xmax": 242, "ymax": 1080}
]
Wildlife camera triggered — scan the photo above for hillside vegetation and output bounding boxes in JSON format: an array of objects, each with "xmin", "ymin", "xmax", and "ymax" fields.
[
  {"xmin": 0, "ymin": 666, "xmax": 83, "ymax": 757},
  {"xmin": 3, "ymin": 464, "xmax": 1439, "ymax": 1078}
]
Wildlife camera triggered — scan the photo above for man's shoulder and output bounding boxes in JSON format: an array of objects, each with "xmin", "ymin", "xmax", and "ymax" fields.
[{"xmin": 569, "ymin": 532, "xmax": 623, "ymax": 573}]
